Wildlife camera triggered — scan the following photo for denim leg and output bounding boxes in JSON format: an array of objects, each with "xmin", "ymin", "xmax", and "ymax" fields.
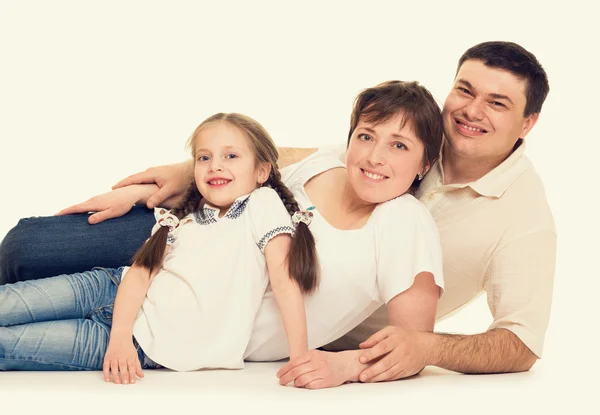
[
  {"xmin": 0, "ymin": 268, "xmax": 121, "ymax": 327},
  {"xmin": 0, "ymin": 205, "xmax": 156, "ymax": 285},
  {"xmin": 0, "ymin": 319, "xmax": 111, "ymax": 370}
]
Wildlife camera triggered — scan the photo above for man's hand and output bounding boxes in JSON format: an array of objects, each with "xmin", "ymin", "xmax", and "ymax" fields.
[
  {"xmin": 55, "ymin": 185, "xmax": 155, "ymax": 224},
  {"xmin": 276, "ymin": 349, "xmax": 362, "ymax": 389},
  {"xmin": 112, "ymin": 161, "xmax": 193, "ymax": 209},
  {"xmin": 103, "ymin": 338, "xmax": 144, "ymax": 384},
  {"xmin": 357, "ymin": 325, "xmax": 431, "ymax": 383}
]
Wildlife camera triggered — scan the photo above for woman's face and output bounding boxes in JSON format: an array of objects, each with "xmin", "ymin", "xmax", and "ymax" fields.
[{"xmin": 345, "ymin": 111, "xmax": 427, "ymax": 204}]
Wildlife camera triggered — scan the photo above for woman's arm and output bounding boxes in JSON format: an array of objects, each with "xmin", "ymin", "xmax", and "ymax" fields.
[
  {"xmin": 264, "ymin": 234, "xmax": 308, "ymax": 359},
  {"xmin": 357, "ymin": 271, "xmax": 440, "ymax": 382}
]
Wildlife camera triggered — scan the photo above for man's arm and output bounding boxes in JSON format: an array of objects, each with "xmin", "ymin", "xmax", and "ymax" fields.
[
  {"xmin": 425, "ymin": 328, "xmax": 537, "ymax": 373},
  {"xmin": 276, "ymin": 147, "xmax": 318, "ymax": 169}
]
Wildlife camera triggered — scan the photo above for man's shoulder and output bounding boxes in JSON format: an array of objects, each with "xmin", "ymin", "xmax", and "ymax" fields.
[{"xmin": 501, "ymin": 157, "xmax": 556, "ymax": 234}]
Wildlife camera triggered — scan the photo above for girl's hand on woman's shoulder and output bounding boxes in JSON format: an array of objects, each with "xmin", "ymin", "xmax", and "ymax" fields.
[{"xmin": 103, "ymin": 337, "xmax": 144, "ymax": 385}]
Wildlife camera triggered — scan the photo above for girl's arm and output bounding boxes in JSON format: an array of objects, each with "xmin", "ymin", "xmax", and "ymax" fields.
[
  {"xmin": 264, "ymin": 234, "xmax": 308, "ymax": 359},
  {"xmin": 104, "ymin": 250, "xmax": 166, "ymax": 384}
]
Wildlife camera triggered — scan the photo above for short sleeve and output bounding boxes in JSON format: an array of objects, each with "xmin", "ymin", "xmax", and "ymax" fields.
[
  {"xmin": 375, "ymin": 195, "xmax": 444, "ymax": 304},
  {"xmin": 484, "ymin": 230, "xmax": 556, "ymax": 357},
  {"xmin": 248, "ymin": 187, "xmax": 295, "ymax": 253}
]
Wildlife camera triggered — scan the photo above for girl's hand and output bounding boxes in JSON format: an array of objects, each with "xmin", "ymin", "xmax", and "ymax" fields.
[
  {"xmin": 56, "ymin": 185, "xmax": 150, "ymax": 224},
  {"xmin": 103, "ymin": 338, "xmax": 144, "ymax": 384},
  {"xmin": 276, "ymin": 349, "xmax": 359, "ymax": 389}
]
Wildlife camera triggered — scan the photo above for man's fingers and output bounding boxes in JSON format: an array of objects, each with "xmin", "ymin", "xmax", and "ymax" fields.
[
  {"xmin": 364, "ymin": 362, "xmax": 403, "ymax": 384},
  {"xmin": 112, "ymin": 171, "xmax": 155, "ymax": 190},
  {"xmin": 359, "ymin": 350, "xmax": 396, "ymax": 382},
  {"xmin": 304, "ymin": 378, "xmax": 328, "ymax": 390},
  {"xmin": 359, "ymin": 326, "xmax": 392, "ymax": 349},
  {"xmin": 359, "ymin": 337, "xmax": 395, "ymax": 364}
]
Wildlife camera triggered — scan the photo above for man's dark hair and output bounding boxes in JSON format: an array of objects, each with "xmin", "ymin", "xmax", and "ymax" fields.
[{"xmin": 457, "ymin": 41, "xmax": 549, "ymax": 116}]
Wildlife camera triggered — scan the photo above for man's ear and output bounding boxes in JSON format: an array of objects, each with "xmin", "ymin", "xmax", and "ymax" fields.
[
  {"xmin": 520, "ymin": 113, "xmax": 540, "ymax": 139},
  {"xmin": 257, "ymin": 162, "xmax": 271, "ymax": 185}
]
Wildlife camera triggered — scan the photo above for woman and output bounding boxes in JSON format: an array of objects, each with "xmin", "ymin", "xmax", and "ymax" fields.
[{"xmin": 0, "ymin": 80, "xmax": 444, "ymax": 389}]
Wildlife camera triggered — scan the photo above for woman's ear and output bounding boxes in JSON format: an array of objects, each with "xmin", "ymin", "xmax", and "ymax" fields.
[
  {"xmin": 257, "ymin": 162, "xmax": 271, "ymax": 185},
  {"xmin": 421, "ymin": 161, "xmax": 431, "ymax": 176}
]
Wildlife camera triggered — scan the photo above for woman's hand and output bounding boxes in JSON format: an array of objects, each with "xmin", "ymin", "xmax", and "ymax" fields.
[
  {"xmin": 103, "ymin": 338, "xmax": 144, "ymax": 384},
  {"xmin": 112, "ymin": 161, "xmax": 193, "ymax": 210},
  {"xmin": 276, "ymin": 349, "xmax": 362, "ymax": 389},
  {"xmin": 55, "ymin": 185, "xmax": 155, "ymax": 224}
]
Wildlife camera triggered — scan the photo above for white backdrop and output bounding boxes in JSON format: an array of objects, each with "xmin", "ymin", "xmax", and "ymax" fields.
[{"xmin": 1, "ymin": 0, "xmax": 598, "ymax": 411}]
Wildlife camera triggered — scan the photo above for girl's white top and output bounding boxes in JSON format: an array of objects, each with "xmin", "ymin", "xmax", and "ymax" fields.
[
  {"xmin": 243, "ymin": 147, "xmax": 445, "ymax": 361},
  {"xmin": 127, "ymin": 187, "xmax": 295, "ymax": 371}
]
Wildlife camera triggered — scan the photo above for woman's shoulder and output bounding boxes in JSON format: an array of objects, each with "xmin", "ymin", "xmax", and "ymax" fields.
[{"xmin": 372, "ymin": 193, "xmax": 437, "ymax": 230}]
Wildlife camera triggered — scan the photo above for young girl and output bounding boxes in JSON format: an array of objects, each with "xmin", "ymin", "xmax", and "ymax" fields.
[{"xmin": 0, "ymin": 113, "xmax": 319, "ymax": 384}]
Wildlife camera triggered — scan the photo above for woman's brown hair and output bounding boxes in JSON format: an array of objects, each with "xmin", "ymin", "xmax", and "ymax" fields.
[{"xmin": 131, "ymin": 113, "xmax": 319, "ymax": 294}]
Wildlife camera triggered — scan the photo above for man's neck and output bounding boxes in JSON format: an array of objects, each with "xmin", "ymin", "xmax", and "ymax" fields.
[{"xmin": 442, "ymin": 145, "xmax": 511, "ymax": 185}]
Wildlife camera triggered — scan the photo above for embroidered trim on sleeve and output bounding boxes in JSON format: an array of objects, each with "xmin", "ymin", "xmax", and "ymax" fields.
[{"xmin": 257, "ymin": 226, "xmax": 295, "ymax": 252}]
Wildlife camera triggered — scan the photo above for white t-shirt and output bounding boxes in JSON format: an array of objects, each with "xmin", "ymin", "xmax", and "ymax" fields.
[
  {"xmin": 127, "ymin": 187, "xmax": 295, "ymax": 371},
  {"xmin": 244, "ymin": 147, "xmax": 444, "ymax": 361}
]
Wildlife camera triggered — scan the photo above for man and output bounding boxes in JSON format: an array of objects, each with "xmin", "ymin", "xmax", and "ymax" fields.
[{"xmin": 0, "ymin": 41, "xmax": 555, "ymax": 386}]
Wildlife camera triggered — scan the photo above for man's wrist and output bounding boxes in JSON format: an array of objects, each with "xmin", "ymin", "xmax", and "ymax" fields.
[{"xmin": 419, "ymin": 331, "xmax": 440, "ymax": 367}]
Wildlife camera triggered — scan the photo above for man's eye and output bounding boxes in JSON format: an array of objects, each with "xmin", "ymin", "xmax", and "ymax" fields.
[
  {"xmin": 357, "ymin": 134, "xmax": 372, "ymax": 141},
  {"xmin": 491, "ymin": 101, "xmax": 506, "ymax": 108},
  {"xmin": 458, "ymin": 87, "xmax": 471, "ymax": 95}
]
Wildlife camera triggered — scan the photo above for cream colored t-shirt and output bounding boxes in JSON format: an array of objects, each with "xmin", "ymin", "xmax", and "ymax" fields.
[{"xmin": 327, "ymin": 140, "xmax": 556, "ymax": 357}]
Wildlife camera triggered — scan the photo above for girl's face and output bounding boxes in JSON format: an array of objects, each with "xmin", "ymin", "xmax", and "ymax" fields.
[
  {"xmin": 345, "ymin": 111, "xmax": 428, "ymax": 204},
  {"xmin": 193, "ymin": 121, "xmax": 270, "ymax": 211}
]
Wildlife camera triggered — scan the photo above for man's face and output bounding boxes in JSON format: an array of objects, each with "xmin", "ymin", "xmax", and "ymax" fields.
[{"xmin": 442, "ymin": 59, "xmax": 538, "ymax": 164}]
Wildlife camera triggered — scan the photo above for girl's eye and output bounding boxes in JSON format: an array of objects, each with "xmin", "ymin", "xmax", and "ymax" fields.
[
  {"xmin": 198, "ymin": 155, "xmax": 210, "ymax": 162},
  {"xmin": 225, "ymin": 154, "xmax": 238, "ymax": 159},
  {"xmin": 357, "ymin": 133, "xmax": 372, "ymax": 141},
  {"xmin": 393, "ymin": 142, "xmax": 407, "ymax": 150}
]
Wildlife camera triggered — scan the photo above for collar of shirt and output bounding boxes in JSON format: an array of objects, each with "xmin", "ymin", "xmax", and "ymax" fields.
[
  {"xmin": 420, "ymin": 138, "xmax": 530, "ymax": 199},
  {"xmin": 200, "ymin": 193, "xmax": 252, "ymax": 219}
]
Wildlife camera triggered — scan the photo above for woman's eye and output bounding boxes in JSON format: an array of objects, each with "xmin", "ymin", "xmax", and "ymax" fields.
[
  {"xmin": 394, "ymin": 142, "xmax": 407, "ymax": 150},
  {"xmin": 357, "ymin": 133, "xmax": 372, "ymax": 141}
]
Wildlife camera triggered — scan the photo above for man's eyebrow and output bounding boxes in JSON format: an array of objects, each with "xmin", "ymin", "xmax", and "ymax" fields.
[{"xmin": 457, "ymin": 79, "xmax": 514, "ymax": 105}]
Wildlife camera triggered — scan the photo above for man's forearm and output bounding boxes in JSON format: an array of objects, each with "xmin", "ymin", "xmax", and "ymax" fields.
[
  {"xmin": 277, "ymin": 147, "xmax": 317, "ymax": 169},
  {"xmin": 424, "ymin": 328, "xmax": 538, "ymax": 374}
]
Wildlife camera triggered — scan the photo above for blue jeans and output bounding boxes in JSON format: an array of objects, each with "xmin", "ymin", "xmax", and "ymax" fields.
[
  {"xmin": 0, "ymin": 266, "xmax": 160, "ymax": 371},
  {"xmin": 0, "ymin": 206, "xmax": 155, "ymax": 285}
]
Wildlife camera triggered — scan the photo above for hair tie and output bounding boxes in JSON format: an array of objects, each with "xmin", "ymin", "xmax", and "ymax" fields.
[
  {"xmin": 292, "ymin": 206, "xmax": 315, "ymax": 227},
  {"xmin": 155, "ymin": 208, "xmax": 180, "ymax": 232}
]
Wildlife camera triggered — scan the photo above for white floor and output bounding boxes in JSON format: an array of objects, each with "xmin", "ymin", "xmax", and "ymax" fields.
[{"xmin": 0, "ymin": 359, "xmax": 590, "ymax": 414}]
